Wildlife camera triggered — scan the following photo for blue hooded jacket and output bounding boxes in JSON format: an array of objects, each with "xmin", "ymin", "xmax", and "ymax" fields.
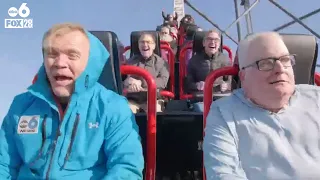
[{"xmin": 0, "ymin": 32, "xmax": 144, "ymax": 179}]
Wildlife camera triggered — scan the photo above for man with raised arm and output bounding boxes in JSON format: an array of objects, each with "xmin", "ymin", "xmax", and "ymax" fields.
[
  {"xmin": 203, "ymin": 32, "xmax": 320, "ymax": 179},
  {"xmin": 0, "ymin": 23, "xmax": 144, "ymax": 180}
]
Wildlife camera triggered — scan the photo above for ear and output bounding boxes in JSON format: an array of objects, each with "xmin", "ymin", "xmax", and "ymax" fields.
[{"xmin": 239, "ymin": 69, "xmax": 245, "ymax": 82}]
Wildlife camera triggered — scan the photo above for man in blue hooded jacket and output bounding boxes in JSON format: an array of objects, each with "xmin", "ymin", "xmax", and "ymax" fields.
[{"xmin": 0, "ymin": 23, "xmax": 144, "ymax": 179}]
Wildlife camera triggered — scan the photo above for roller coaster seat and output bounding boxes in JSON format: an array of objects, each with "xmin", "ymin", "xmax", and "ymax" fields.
[{"xmin": 90, "ymin": 31, "xmax": 123, "ymax": 94}]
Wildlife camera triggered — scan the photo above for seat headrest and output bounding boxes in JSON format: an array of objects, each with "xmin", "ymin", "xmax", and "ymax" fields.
[
  {"xmin": 185, "ymin": 24, "xmax": 199, "ymax": 38},
  {"xmin": 90, "ymin": 31, "xmax": 123, "ymax": 94},
  {"xmin": 281, "ymin": 33, "xmax": 318, "ymax": 84},
  {"xmin": 192, "ymin": 31, "xmax": 223, "ymax": 54},
  {"xmin": 130, "ymin": 31, "xmax": 161, "ymax": 57}
]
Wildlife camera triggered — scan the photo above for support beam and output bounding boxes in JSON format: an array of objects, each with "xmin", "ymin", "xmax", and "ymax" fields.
[
  {"xmin": 273, "ymin": 8, "xmax": 320, "ymax": 32},
  {"xmin": 184, "ymin": 0, "xmax": 238, "ymax": 44},
  {"xmin": 269, "ymin": 0, "xmax": 320, "ymax": 39},
  {"xmin": 234, "ymin": 0, "xmax": 242, "ymax": 41},
  {"xmin": 225, "ymin": 0, "xmax": 259, "ymax": 36},
  {"xmin": 242, "ymin": 0, "xmax": 254, "ymax": 34}
]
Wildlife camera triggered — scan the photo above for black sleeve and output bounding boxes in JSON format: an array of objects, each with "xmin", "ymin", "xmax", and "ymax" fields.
[{"xmin": 185, "ymin": 57, "xmax": 198, "ymax": 92}]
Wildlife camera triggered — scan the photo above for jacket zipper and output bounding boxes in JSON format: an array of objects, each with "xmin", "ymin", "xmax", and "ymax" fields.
[
  {"xmin": 45, "ymin": 98, "xmax": 67, "ymax": 180},
  {"xmin": 30, "ymin": 114, "xmax": 48, "ymax": 166}
]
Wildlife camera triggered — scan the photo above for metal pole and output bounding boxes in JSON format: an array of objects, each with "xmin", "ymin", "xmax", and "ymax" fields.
[
  {"xmin": 225, "ymin": 0, "xmax": 259, "ymax": 35},
  {"xmin": 242, "ymin": 0, "xmax": 254, "ymax": 34},
  {"xmin": 269, "ymin": 0, "xmax": 320, "ymax": 39},
  {"xmin": 273, "ymin": 8, "xmax": 320, "ymax": 32},
  {"xmin": 184, "ymin": 0, "xmax": 238, "ymax": 44},
  {"xmin": 234, "ymin": 0, "xmax": 242, "ymax": 41}
]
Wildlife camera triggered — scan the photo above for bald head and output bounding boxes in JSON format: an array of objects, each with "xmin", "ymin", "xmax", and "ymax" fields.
[
  {"xmin": 238, "ymin": 31, "xmax": 295, "ymax": 112},
  {"xmin": 238, "ymin": 32, "xmax": 289, "ymax": 69}
]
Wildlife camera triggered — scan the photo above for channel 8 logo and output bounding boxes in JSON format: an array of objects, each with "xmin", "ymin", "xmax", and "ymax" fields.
[{"xmin": 5, "ymin": 3, "xmax": 33, "ymax": 29}]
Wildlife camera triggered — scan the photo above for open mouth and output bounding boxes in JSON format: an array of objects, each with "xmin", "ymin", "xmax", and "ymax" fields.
[
  {"xmin": 209, "ymin": 46, "xmax": 216, "ymax": 50},
  {"xmin": 54, "ymin": 75, "xmax": 72, "ymax": 81},
  {"xmin": 142, "ymin": 48, "xmax": 150, "ymax": 52},
  {"xmin": 269, "ymin": 80, "xmax": 286, "ymax": 84}
]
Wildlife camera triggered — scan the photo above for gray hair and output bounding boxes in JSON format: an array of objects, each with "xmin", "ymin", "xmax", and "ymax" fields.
[{"xmin": 238, "ymin": 32, "xmax": 283, "ymax": 69}]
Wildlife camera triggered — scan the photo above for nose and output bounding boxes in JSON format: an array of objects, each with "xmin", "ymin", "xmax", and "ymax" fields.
[
  {"xmin": 273, "ymin": 60, "xmax": 286, "ymax": 73},
  {"xmin": 53, "ymin": 54, "xmax": 68, "ymax": 68}
]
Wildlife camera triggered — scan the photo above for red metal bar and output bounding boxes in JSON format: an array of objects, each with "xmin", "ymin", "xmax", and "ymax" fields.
[
  {"xmin": 121, "ymin": 65, "xmax": 157, "ymax": 180},
  {"xmin": 160, "ymin": 44, "xmax": 175, "ymax": 94},
  {"xmin": 179, "ymin": 43, "xmax": 193, "ymax": 99},
  {"xmin": 160, "ymin": 90, "xmax": 175, "ymax": 98},
  {"xmin": 124, "ymin": 46, "xmax": 131, "ymax": 54},
  {"xmin": 203, "ymin": 66, "xmax": 239, "ymax": 124},
  {"xmin": 315, "ymin": 72, "xmax": 320, "ymax": 86},
  {"xmin": 222, "ymin": 45, "xmax": 233, "ymax": 62},
  {"xmin": 160, "ymin": 40, "xmax": 171, "ymax": 47},
  {"xmin": 178, "ymin": 27, "xmax": 186, "ymax": 46},
  {"xmin": 170, "ymin": 32, "xmax": 178, "ymax": 40},
  {"xmin": 202, "ymin": 66, "xmax": 239, "ymax": 180}
]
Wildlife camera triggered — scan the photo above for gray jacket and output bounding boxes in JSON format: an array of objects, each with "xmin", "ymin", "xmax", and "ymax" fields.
[{"xmin": 126, "ymin": 54, "xmax": 169, "ymax": 89}]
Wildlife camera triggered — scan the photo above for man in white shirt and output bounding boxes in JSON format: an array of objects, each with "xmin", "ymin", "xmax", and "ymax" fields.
[{"xmin": 203, "ymin": 32, "xmax": 320, "ymax": 180}]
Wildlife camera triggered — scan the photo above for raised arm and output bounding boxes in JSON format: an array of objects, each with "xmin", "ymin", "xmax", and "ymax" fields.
[
  {"xmin": 162, "ymin": 11, "xmax": 167, "ymax": 20},
  {"xmin": 103, "ymin": 98, "xmax": 144, "ymax": 179},
  {"xmin": 203, "ymin": 104, "xmax": 247, "ymax": 180},
  {"xmin": 0, "ymin": 108, "xmax": 22, "ymax": 179},
  {"xmin": 174, "ymin": 12, "xmax": 178, "ymax": 20}
]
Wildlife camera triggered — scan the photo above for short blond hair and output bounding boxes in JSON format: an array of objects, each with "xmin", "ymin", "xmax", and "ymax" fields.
[{"xmin": 42, "ymin": 23, "xmax": 88, "ymax": 51}]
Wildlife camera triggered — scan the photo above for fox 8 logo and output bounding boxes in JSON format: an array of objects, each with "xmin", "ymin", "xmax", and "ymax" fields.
[{"xmin": 5, "ymin": 3, "xmax": 33, "ymax": 29}]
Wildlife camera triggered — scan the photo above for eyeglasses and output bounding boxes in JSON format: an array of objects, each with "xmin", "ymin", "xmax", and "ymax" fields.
[
  {"xmin": 242, "ymin": 54, "xmax": 296, "ymax": 71},
  {"xmin": 205, "ymin": 37, "xmax": 221, "ymax": 43},
  {"xmin": 138, "ymin": 40, "xmax": 155, "ymax": 44}
]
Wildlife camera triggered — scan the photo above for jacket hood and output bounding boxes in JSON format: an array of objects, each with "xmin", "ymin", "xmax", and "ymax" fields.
[{"xmin": 28, "ymin": 31, "xmax": 110, "ymax": 107}]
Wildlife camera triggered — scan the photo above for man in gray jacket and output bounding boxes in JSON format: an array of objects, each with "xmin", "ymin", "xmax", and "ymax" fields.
[
  {"xmin": 203, "ymin": 32, "xmax": 320, "ymax": 179},
  {"xmin": 124, "ymin": 33, "xmax": 169, "ymax": 113}
]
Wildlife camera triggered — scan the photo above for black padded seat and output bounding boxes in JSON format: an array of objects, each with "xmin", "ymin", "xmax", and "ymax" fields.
[
  {"xmin": 185, "ymin": 24, "xmax": 200, "ymax": 40},
  {"xmin": 130, "ymin": 31, "xmax": 161, "ymax": 57},
  {"xmin": 90, "ymin": 31, "xmax": 123, "ymax": 94}
]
